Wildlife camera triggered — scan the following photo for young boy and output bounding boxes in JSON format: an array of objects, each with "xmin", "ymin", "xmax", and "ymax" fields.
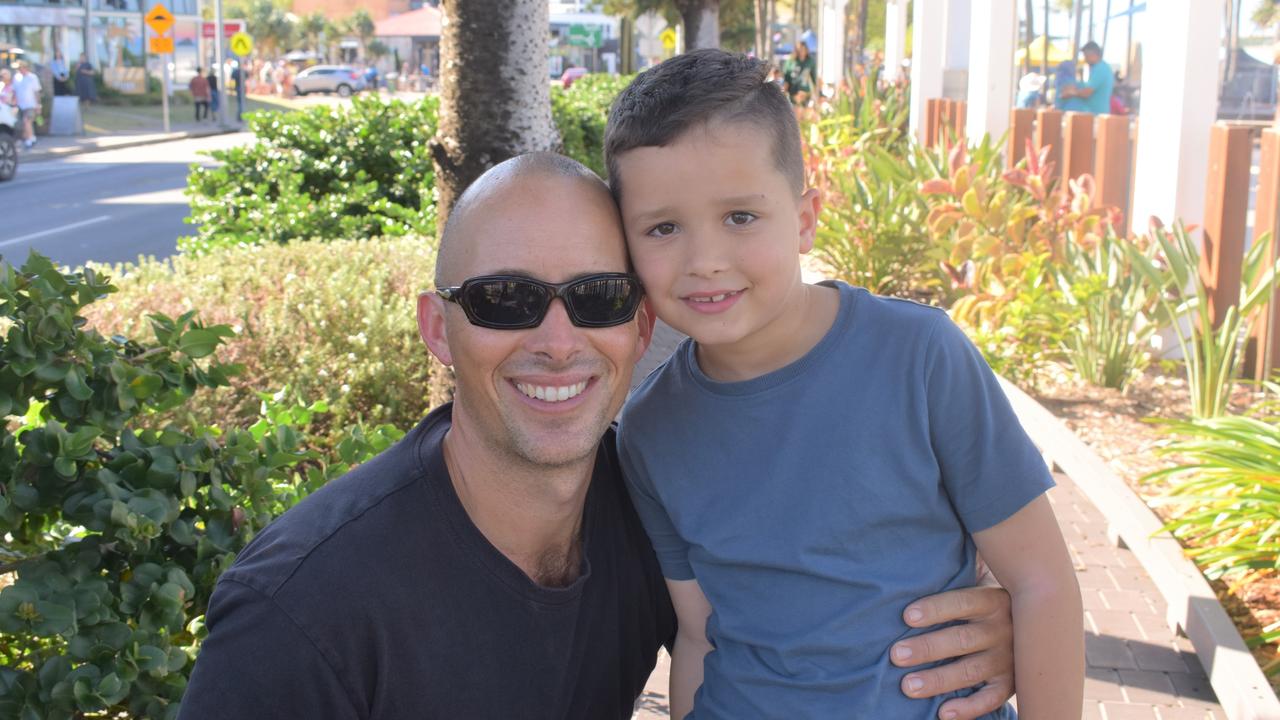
[{"xmin": 606, "ymin": 50, "xmax": 1083, "ymax": 719}]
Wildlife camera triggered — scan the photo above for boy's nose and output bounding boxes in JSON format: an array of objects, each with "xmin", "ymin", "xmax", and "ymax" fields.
[{"xmin": 684, "ymin": 231, "xmax": 732, "ymax": 278}]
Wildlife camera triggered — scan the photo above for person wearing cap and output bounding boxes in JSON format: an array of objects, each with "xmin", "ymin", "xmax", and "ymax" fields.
[{"xmin": 1059, "ymin": 41, "xmax": 1113, "ymax": 115}]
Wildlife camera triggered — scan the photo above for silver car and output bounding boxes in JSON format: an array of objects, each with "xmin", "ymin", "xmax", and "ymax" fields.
[{"xmin": 292, "ymin": 65, "xmax": 368, "ymax": 97}]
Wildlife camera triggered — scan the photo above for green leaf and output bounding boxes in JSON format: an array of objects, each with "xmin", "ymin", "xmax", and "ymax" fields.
[
  {"xmin": 177, "ymin": 329, "xmax": 223, "ymax": 359},
  {"xmin": 64, "ymin": 366, "xmax": 93, "ymax": 401}
]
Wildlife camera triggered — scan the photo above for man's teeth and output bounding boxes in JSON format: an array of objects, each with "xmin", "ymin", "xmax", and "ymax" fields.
[
  {"xmin": 515, "ymin": 381, "xmax": 589, "ymax": 402},
  {"xmin": 690, "ymin": 291, "xmax": 736, "ymax": 303}
]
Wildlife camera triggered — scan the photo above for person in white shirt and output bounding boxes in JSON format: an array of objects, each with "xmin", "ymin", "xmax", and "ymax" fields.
[{"xmin": 13, "ymin": 62, "xmax": 42, "ymax": 148}]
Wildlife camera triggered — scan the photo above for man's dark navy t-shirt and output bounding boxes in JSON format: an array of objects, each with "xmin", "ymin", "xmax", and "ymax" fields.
[{"xmin": 178, "ymin": 403, "xmax": 675, "ymax": 719}]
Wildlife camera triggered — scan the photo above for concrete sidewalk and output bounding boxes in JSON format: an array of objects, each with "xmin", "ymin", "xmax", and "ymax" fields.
[{"xmin": 629, "ymin": 322, "xmax": 1228, "ymax": 719}]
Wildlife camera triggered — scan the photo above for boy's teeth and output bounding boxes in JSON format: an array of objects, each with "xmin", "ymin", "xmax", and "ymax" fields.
[
  {"xmin": 692, "ymin": 292, "xmax": 731, "ymax": 303},
  {"xmin": 515, "ymin": 381, "xmax": 588, "ymax": 403}
]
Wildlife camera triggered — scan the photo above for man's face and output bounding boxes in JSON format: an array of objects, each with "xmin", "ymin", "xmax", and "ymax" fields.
[
  {"xmin": 421, "ymin": 175, "xmax": 652, "ymax": 469},
  {"xmin": 1083, "ymin": 50, "xmax": 1101, "ymax": 66}
]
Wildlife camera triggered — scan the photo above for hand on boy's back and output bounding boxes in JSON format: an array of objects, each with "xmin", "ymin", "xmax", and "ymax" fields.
[{"xmin": 890, "ymin": 585, "xmax": 1015, "ymax": 720}]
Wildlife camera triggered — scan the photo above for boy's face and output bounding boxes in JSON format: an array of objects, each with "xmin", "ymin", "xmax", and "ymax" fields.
[{"xmin": 614, "ymin": 122, "xmax": 819, "ymax": 351}]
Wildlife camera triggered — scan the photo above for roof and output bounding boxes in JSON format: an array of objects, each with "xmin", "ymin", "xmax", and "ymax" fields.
[{"xmin": 375, "ymin": 6, "xmax": 442, "ymax": 39}]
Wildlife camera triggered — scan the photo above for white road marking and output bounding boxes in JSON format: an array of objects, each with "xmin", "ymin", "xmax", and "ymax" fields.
[{"xmin": 0, "ymin": 215, "xmax": 114, "ymax": 247}]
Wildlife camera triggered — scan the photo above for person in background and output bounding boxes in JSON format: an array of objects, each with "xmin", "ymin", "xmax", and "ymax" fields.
[
  {"xmin": 189, "ymin": 67, "xmax": 210, "ymax": 122},
  {"xmin": 782, "ymin": 40, "xmax": 818, "ymax": 106},
  {"xmin": 1016, "ymin": 71, "xmax": 1046, "ymax": 109},
  {"xmin": 206, "ymin": 67, "xmax": 220, "ymax": 122},
  {"xmin": 1052, "ymin": 60, "xmax": 1077, "ymax": 110},
  {"xmin": 0, "ymin": 69, "xmax": 17, "ymax": 111},
  {"xmin": 1059, "ymin": 41, "xmax": 1114, "ymax": 115},
  {"xmin": 50, "ymin": 52, "xmax": 69, "ymax": 95},
  {"xmin": 75, "ymin": 54, "xmax": 97, "ymax": 106},
  {"xmin": 13, "ymin": 62, "xmax": 41, "ymax": 149}
]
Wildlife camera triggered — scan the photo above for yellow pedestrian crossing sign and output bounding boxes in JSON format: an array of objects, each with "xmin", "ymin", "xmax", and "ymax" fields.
[
  {"xmin": 145, "ymin": 4, "xmax": 174, "ymax": 35},
  {"xmin": 229, "ymin": 32, "xmax": 253, "ymax": 56},
  {"xmin": 660, "ymin": 28, "xmax": 677, "ymax": 51}
]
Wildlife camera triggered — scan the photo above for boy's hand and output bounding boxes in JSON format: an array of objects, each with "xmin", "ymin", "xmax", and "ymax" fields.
[{"xmin": 889, "ymin": 586, "xmax": 1014, "ymax": 720}]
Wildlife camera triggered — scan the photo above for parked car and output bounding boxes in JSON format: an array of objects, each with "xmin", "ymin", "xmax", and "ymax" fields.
[
  {"xmin": 292, "ymin": 65, "xmax": 368, "ymax": 97},
  {"xmin": 560, "ymin": 67, "xmax": 588, "ymax": 89},
  {"xmin": 0, "ymin": 102, "xmax": 17, "ymax": 182}
]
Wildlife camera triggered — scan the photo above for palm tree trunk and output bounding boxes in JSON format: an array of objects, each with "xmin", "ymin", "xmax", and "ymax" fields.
[
  {"xmin": 676, "ymin": 0, "xmax": 721, "ymax": 49},
  {"xmin": 1024, "ymin": 0, "xmax": 1035, "ymax": 74},
  {"xmin": 431, "ymin": 0, "xmax": 559, "ymax": 225}
]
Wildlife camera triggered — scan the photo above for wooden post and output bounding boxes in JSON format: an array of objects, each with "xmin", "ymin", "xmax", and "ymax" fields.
[
  {"xmin": 927, "ymin": 98, "xmax": 942, "ymax": 147},
  {"xmin": 1094, "ymin": 115, "xmax": 1132, "ymax": 230},
  {"xmin": 1246, "ymin": 128, "xmax": 1280, "ymax": 380},
  {"xmin": 1062, "ymin": 112, "xmax": 1094, "ymax": 182},
  {"xmin": 1008, "ymin": 108, "xmax": 1035, "ymax": 166},
  {"xmin": 945, "ymin": 99, "xmax": 961, "ymax": 144},
  {"xmin": 1034, "ymin": 109, "xmax": 1063, "ymax": 182},
  {"xmin": 1200, "ymin": 123, "xmax": 1251, "ymax": 328},
  {"xmin": 954, "ymin": 100, "xmax": 967, "ymax": 142}
]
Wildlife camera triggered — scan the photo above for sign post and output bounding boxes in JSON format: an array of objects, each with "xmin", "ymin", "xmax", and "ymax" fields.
[
  {"xmin": 228, "ymin": 32, "xmax": 252, "ymax": 122},
  {"xmin": 145, "ymin": 3, "xmax": 174, "ymax": 133}
]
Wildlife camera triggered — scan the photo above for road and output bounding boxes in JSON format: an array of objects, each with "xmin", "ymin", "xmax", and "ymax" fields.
[{"xmin": 0, "ymin": 132, "xmax": 253, "ymax": 269}]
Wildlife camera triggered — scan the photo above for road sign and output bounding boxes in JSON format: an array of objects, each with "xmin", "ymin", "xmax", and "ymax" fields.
[
  {"xmin": 566, "ymin": 24, "xmax": 602, "ymax": 49},
  {"xmin": 144, "ymin": 3, "xmax": 174, "ymax": 35},
  {"xmin": 202, "ymin": 20, "xmax": 246, "ymax": 39},
  {"xmin": 660, "ymin": 27, "xmax": 677, "ymax": 51},
  {"xmin": 229, "ymin": 32, "xmax": 253, "ymax": 57},
  {"xmin": 149, "ymin": 36, "xmax": 174, "ymax": 54}
]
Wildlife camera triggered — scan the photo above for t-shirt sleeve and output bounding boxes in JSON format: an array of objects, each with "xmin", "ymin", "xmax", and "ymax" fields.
[
  {"xmin": 177, "ymin": 578, "xmax": 361, "ymax": 720},
  {"xmin": 617, "ymin": 427, "xmax": 696, "ymax": 581},
  {"xmin": 924, "ymin": 314, "xmax": 1055, "ymax": 533}
]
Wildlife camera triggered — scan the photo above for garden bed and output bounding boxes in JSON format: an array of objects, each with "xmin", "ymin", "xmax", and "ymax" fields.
[{"xmin": 1030, "ymin": 367, "xmax": 1279, "ymax": 691}]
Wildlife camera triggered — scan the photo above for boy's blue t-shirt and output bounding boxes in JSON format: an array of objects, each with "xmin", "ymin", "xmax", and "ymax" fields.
[{"xmin": 617, "ymin": 282, "xmax": 1053, "ymax": 719}]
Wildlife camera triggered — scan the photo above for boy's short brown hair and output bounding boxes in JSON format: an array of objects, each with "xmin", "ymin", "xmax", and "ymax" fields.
[{"xmin": 604, "ymin": 49, "xmax": 804, "ymax": 200}]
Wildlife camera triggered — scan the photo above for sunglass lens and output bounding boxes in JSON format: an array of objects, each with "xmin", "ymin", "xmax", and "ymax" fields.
[
  {"xmin": 568, "ymin": 277, "xmax": 640, "ymax": 325},
  {"xmin": 465, "ymin": 279, "xmax": 549, "ymax": 327}
]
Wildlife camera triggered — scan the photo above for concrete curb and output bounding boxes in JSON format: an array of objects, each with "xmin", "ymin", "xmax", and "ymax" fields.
[
  {"xmin": 22, "ymin": 127, "xmax": 238, "ymax": 162},
  {"xmin": 998, "ymin": 377, "xmax": 1280, "ymax": 720}
]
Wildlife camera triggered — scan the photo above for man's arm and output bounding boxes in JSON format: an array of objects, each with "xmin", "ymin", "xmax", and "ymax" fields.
[
  {"xmin": 889, "ymin": 583, "xmax": 1016, "ymax": 720},
  {"xmin": 667, "ymin": 578, "xmax": 714, "ymax": 720},
  {"xmin": 973, "ymin": 495, "xmax": 1084, "ymax": 719}
]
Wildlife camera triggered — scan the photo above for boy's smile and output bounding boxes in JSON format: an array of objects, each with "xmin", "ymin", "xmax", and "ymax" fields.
[{"xmin": 614, "ymin": 121, "xmax": 831, "ymax": 380}]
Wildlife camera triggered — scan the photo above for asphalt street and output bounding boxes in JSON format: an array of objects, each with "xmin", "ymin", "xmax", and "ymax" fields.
[{"xmin": 0, "ymin": 132, "xmax": 253, "ymax": 269}]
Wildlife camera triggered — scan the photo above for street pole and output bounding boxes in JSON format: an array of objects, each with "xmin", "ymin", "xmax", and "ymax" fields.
[
  {"xmin": 213, "ymin": 0, "xmax": 227, "ymax": 128},
  {"xmin": 161, "ymin": 53, "xmax": 170, "ymax": 132}
]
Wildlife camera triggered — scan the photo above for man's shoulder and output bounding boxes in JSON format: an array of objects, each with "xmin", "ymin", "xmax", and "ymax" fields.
[{"xmin": 220, "ymin": 417, "xmax": 437, "ymax": 600}]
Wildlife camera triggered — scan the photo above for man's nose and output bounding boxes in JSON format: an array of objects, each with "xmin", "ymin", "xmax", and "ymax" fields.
[{"xmin": 524, "ymin": 298, "xmax": 584, "ymax": 360}]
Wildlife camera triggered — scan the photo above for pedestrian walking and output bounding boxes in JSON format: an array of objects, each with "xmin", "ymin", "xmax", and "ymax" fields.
[
  {"xmin": 50, "ymin": 52, "xmax": 70, "ymax": 95},
  {"xmin": 13, "ymin": 62, "xmax": 42, "ymax": 149},
  {"xmin": 189, "ymin": 67, "xmax": 210, "ymax": 121},
  {"xmin": 0, "ymin": 69, "xmax": 17, "ymax": 111},
  {"xmin": 207, "ymin": 67, "xmax": 220, "ymax": 121},
  {"xmin": 75, "ymin": 54, "xmax": 98, "ymax": 105}
]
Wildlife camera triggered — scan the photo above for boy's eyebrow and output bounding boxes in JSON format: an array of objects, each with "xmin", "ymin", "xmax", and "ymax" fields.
[{"xmin": 627, "ymin": 194, "xmax": 769, "ymax": 223}]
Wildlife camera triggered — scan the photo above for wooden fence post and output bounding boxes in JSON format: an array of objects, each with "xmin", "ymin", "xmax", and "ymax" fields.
[
  {"xmin": 1200, "ymin": 123, "xmax": 1251, "ymax": 328},
  {"xmin": 1246, "ymin": 128, "xmax": 1280, "ymax": 380},
  {"xmin": 926, "ymin": 99, "xmax": 942, "ymax": 148},
  {"xmin": 1062, "ymin": 112, "xmax": 1094, "ymax": 182},
  {"xmin": 1094, "ymin": 115, "xmax": 1132, "ymax": 230},
  {"xmin": 954, "ymin": 100, "xmax": 967, "ymax": 143},
  {"xmin": 1008, "ymin": 108, "xmax": 1034, "ymax": 165},
  {"xmin": 1034, "ymin": 109, "xmax": 1063, "ymax": 182}
]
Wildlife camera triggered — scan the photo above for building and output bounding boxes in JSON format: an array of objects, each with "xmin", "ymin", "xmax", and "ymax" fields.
[
  {"xmin": 291, "ymin": 0, "xmax": 422, "ymax": 24},
  {"xmin": 549, "ymin": 1, "xmax": 618, "ymax": 76},
  {"xmin": 373, "ymin": 4, "xmax": 439, "ymax": 76}
]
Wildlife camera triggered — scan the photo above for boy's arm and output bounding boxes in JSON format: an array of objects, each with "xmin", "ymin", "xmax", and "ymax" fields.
[
  {"xmin": 667, "ymin": 578, "xmax": 714, "ymax": 720},
  {"xmin": 972, "ymin": 494, "xmax": 1084, "ymax": 719}
]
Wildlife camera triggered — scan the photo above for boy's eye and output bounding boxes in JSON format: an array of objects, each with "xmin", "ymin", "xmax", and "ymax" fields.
[
  {"xmin": 726, "ymin": 212, "xmax": 757, "ymax": 227},
  {"xmin": 647, "ymin": 222, "xmax": 678, "ymax": 237}
]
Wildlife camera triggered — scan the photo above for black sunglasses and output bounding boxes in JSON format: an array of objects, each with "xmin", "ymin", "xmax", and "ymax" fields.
[{"xmin": 436, "ymin": 273, "xmax": 644, "ymax": 330}]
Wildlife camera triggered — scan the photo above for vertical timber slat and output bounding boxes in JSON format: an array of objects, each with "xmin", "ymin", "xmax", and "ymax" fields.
[
  {"xmin": 1094, "ymin": 115, "xmax": 1132, "ymax": 230},
  {"xmin": 1247, "ymin": 128, "xmax": 1280, "ymax": 380},
  {"xmin": 1200, "ymin": 123, "xmax": 1251, "ymax": 329},
  {"xmin": 1008, "ymin": 108, "xmax": 1034, "ymax": 165},
  {"xmin": 926, "ymin": 99, "xmax": 942, "ymax": 148},
  {"xmin": 1062, "ymin": 112, "xmax": 1094, "ymax": 182},
  {"xmin": 1034, "ymin": 109, "xmax": 1063, "ymax": 182}
]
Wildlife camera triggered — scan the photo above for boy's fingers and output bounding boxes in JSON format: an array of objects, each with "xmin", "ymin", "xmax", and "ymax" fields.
[
  {"xmin": 902, "ymin": 585, "xmax": 1010, "ymax": 627},
  {"xmin": 899, "ymin": 648, "xmax": 1003, "ymax": 698},
  {"xmin": 933, "ymin": 677, "xmax": 1015, "ymax": 720}
]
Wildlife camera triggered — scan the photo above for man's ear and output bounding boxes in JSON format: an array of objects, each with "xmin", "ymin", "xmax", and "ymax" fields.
[
  {"xmin": 417, "ymin": 292, "xmax": 454, "ymax": 366},
  {"xmin": 634, "ymin": 297, "xmax": 656, "ymax": 361},
  {"xmin": 797, "ymin": 187, "xmax": 822, "ymax": 254}
]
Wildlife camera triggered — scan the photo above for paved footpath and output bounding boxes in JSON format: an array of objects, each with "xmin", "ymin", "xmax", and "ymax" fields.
[{"xmin": 629, "ymin": 323, "xmax": 1226, "ymax": 719}]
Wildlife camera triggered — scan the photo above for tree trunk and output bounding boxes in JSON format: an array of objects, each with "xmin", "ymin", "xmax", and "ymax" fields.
[
  {"xmin": 677, "ymin": 0, "xmax": 722, "ymax": 49},
  {"xmin": 431, "ymin": 0, "xmax": 559, "ymax": 227},
  {"xmin": 850, "ymin": 0, "xmax": 869, "ymax": 67},
  {"xmin": 1024, "ymin": 0, "xmax": 1035, "ymax": 74},
  {"xmin": 754, "ymin": 0, "xmax": 766, "ymax": 57},
  {"xmin": 1071, "ymin": 0, "xmax": 1084, "ymax": 58}
]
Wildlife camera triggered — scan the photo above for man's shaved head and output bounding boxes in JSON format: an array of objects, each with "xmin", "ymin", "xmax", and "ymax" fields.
[{"xmin": 435, "ymin": 153, "xmax": 620, "ymax": 286}]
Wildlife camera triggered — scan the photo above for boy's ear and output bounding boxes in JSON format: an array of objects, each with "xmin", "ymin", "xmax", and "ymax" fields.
[
  {"xmin": 417, "ymin": 291, "xmax": 454, "ymax": 367},
  {"xmin": 797, "ymin": 188, "xmax": 822, "ymax": 254},
  {"xmin": 633, "ymin": 297, "xmax": 656, "ymax": 362}
]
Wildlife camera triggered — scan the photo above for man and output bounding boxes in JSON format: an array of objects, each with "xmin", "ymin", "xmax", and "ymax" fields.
[
  {"xmin": 13, "ymin": 62, "xmax": 41, "ymax": 149},
  {"xmin": 1060, "ymin": 41, "xmax": 1113, "ymax": 115},
  {"xmin": 179, "ymin": 153, "xmax": 1018, "ymax": 719}
]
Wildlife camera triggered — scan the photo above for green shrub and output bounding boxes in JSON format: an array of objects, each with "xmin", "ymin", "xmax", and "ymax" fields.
[
  {"xmin": 551, "ymin": 73, "xmax": 633, "ymax": 178},
  {"xmin": 82, "ymin": 236, "xmax": 450, "ymax": 442},
  {"xmin": 182, "ymin": 96, "xmax": 440, "ymax": 253},
  {"xmin": 0, "ymin": 253, "xmax": 404, "ymax": 720}
]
